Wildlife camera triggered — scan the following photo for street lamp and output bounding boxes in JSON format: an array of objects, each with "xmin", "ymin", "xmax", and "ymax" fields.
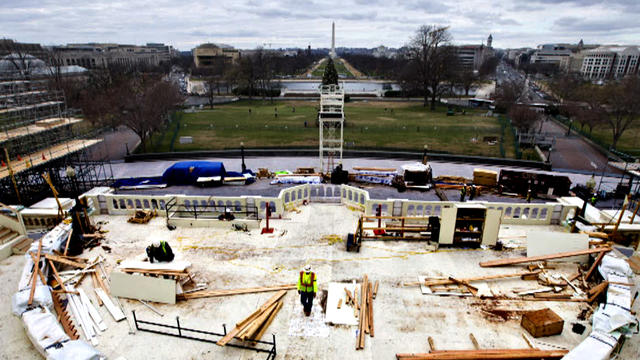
[
  {"xmin": 240, "ymin": 142, "xmax": 246, "ymax": 173},
  {"xmin": 66, "ymin": 165, "xmax": 79, "ymax": 200}
]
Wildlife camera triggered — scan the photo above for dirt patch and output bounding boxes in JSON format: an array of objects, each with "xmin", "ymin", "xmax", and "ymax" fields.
[{"xmin": 376, "ymin": 116, "xmax": 397, "ymax": 122}]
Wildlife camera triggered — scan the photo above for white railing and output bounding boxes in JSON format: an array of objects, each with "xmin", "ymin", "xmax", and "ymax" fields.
[{"xmin": 78, "ymin": 185, "xmax": 577, "ymax": 227}]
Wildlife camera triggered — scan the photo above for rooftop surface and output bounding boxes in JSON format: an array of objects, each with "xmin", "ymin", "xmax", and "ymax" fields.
[{"xmin": 2, "ymin": 203, "xmax": 639, "ymax": 359}]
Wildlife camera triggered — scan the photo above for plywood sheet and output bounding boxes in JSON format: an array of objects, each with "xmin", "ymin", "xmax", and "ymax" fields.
[
  {"xmin": 526, "ymin": 231, "xmax": 589, "ymax": 263},
  {"xmin": 324, "ymin": 282, "xmax": 358, "ymax": 326},
  {"xmin": 110, "ymin": 271, "xmax": 176, "ymax": 304}
]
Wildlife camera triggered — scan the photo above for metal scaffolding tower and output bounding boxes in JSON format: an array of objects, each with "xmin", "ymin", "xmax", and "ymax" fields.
[
  {"xmin": 0, "ymin": 72, "xmax": 112, "ymax": 205},
  {"xmin": 318, "ymin": 84, "xmax": 344, "ymax": 173}
]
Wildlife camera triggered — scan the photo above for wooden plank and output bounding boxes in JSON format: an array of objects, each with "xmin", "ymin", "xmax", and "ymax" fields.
[
  {"xmin": 251, "ymin": 300, "xmax": 283, "ymax": 342},
  {"xmin": 357, "ymin": 275, "xmax": 367, "ymax": 350},
  {"xmin": 396, "ymin": 349, "xmax": 568, "ymax": 359},
  {"xmin": 28, "ymin": 240, "xmax": 42, "ymax": 305},
  {"xmin": 239, "ymin": 301, "xmax": 279, "ymax": 340},
  {"xmin": 428, "ymin": 337, "xmax": 436, "ymax": 351},
  {"xmin": 469, "ymin": 333, "xmax": 480, "ymax": 349},
  {"xmin": 345, "ymin": 288, "xmax": 355, "ymax": 305},
  {"xmin": 217, "ymin": 290, "xmax": 286, "ymax": 346},
  {"xmin": 584, "ymin": 251, "xmax": 606, "ymax": 281},
  {"xmin": 28, "ymin": 251, "xmax": 46, "ymax": 285},
  {"xmin": 90, "ymin": 272, "xmax": 103, "ymax": 306},
  {"xmin": 448, "ymin": 277, "xmax": 478, "ymax": 296},
  {"xmin": 368, "ymin": 281, "xmax": 374, "ymax": 337},
  {"xmin": 587, "ymin": 281, "xmax": 609, "ymax": 303},
  {"xmin": 407, "ymin": 271, "xmax": 541, "ymax": 287},
  {"xmin": 47, "ymin": 259, "xmax": 68, "ymax": 293},
  {"xmin": 78, "ymin": 288, "xmax": 107, "ymax": 332},
  {"xmin": 373, "ymin": 280, "xmax": 379, "ymax": 299},
  {"xmin": 44, "ymin": 253, "xmax": 85, "ymax": 268},
  {"xmin": 479, "ymin": 248, "xmax": 611, "ymax": 267},
  {"xmin": 93, "ymin": 270, "xmax": 109, "ymax": 294},
  {"xmin": 178, "ymin": 284, "xmax": 296, "ymax": 300},
  {"xmin": 95, "ymin": 288, "xmax": 126, "ymax": 322},
  {"xmin": 337, "ymin": 298, "xmax": 342, "ymax": 309},
  {"xmin": 63, "ymin": 229, "xmax": 73, "ymax": 256}
]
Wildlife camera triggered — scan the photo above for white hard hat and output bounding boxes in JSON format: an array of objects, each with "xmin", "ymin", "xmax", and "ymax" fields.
[
  {"xmin": 152, "ymin": 240, "xmax": 161, "ymax": 247},
  {"xmin": 303, "ymin": 265, "xmax": 311, "ymax": 272}
]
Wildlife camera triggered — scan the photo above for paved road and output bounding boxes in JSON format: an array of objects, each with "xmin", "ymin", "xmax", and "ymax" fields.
[{"xmin": 541, "ymin": 118, "xmax": 615, "ymax": 173}]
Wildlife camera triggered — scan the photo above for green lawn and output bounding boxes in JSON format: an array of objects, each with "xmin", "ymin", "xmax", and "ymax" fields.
[
  {"xmin": 145, "ymin": 100, "xmax": 513, "ymax": 158},
  {"xmin": 585, "ymin": 121, "xmax": 640, "ymax": 156},
  {"xmin": 311, "ymin": 59, "xmax": 353, "ymax": 77}
]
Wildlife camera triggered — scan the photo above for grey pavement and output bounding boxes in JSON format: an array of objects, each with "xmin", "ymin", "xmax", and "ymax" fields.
[
  {"xmin": 542, "ymin": 118, "xmax": 612, "ymax": 173},
  {"xmin": 109, "ymin": 156, "xmax": 625, "ymax": 202}
]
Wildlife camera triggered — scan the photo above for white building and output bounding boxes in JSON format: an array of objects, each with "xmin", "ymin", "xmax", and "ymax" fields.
[
  {"xmin": 52, "ymin": 43, "xmax": 175, "ymax": 69},
  {"xmin": 580, "ymin": 46, "xmax": 640, "ymax": 79}
]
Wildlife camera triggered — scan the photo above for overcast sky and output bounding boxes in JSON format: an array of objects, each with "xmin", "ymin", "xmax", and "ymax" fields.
[{"xmin": 2, "ymin": 0, "xmax": 639, "ymax": 51}]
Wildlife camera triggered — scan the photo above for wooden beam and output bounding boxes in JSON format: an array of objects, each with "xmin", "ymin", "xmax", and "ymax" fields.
[
  {"xmin": 368, "ymin": 281, "xmax": 374, "ymax": 337},
  {"xmin": 48, "ymin": 259, "xmax": 68, "ymax": 293},
  {"xmin": 373, "ymin": 280, "xmax": 379, "ymax": 299},
  {"xmin": 427, "ymin": 337, "xmax": 436, "ymax": 352},
  {"xmin": 28, "ymin": 252, "xmax": 46, "ymax": 285},
  {"xmin": 28, "ymin": 240, "xmax": 42, "ymax": 305},
  {"xmin": 44, "ymin": 253, "xmax": 85, "ymax": 268},
  {"xmin": 585, "ymin": 251, "xmax": 607, "ymax": 281},
  {"xmin": 416, "ymin": 271, "xmax": 541, "ymax": 287},
  {"xmin": 448, "ymin": 277, "xmax": 478, "ymax": 296},
  {"xmin": 63, "ymin": 229, "xmax": 73, "ymax": 256},
  {"xmin": 251, "ymin": 300, "xmax": 283, "ymax": 342},
  {"xmin": 469, "ymin": 333, "xmax": 480, "ymax": 350},
  {"xmin": 479, "ymin": 248, "xmax": 611, "ymax": 267},
  {"xmin": 178, "ymin": 284, "xmax": 296, "ymax": 300},
  {"xmin": 396, "ymin": 349, "xmax": 568, "ymax": 359}
]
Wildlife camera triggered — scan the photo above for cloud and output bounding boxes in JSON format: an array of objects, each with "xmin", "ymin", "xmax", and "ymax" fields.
[{"xmin": 0, "ymin": 0, "xmax": 637, "ymax": 50}]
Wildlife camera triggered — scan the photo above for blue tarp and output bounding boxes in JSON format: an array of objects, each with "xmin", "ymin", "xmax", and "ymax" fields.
[
  {"xmin": 162, "ymin": 161, "xmax": 226, "ymax": 185},
  {"xmin": 111, "ymin": 161, "xmax": 259, "ymax": 188}
]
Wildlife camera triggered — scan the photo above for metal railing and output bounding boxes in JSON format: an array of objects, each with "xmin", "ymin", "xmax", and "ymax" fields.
[
  {"xmin": 165, "ymin": 197, "xmax": 258, "ymax": 220},
  {"xmin": 132, "ymin": 311, "xmax": 277, "ymax": 360}
]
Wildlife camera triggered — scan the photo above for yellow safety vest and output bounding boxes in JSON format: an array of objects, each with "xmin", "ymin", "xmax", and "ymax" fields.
[{"xmin": 298, "ymin": 271, "xmax": 317, "ymax": 293}]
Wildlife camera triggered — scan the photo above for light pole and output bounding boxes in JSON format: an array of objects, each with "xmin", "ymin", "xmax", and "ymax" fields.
[{"xmin": 240, "ymin": 142, "xmax": 246, "ymax": 173}]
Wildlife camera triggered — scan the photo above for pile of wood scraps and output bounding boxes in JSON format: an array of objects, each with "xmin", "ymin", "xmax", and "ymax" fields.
[
  {"xmin": 128, "ymin": 209, "xmax": 157, "ymax": 224},
  {"xmin": 406, "ymin": 247, "xmax": 614, "ymax": 303},
  {"xmin": 216, "ymin": 290, "xmax": 286, "ymax": 346},
  {"xmin": 356, "ymin": 275, "xmax": 379, "ymax": 350},
  {"xmin": 42, "ymin": 251, "xmax": 126, "ymax": 347}
]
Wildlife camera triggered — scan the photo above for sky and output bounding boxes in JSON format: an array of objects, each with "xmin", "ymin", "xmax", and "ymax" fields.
[{"xmin": 1, "ymin": 0, "xmax": 639, "ymax": 51}]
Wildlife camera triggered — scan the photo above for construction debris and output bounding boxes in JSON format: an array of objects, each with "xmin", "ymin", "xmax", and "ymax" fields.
[
  {"xmin": 127, "ymin": 210, "xmax": 157, "ymax": 224},
  {"xmin": 396, "ymin": 349, "xmax": 568, "ymax": 359},
  {"xmin": 521, "ymin": 308, "xmax": 564, "ymax": 337},
  {"xmin": 479, "ymin": 247, "xmax": 611, "ymax": 267},
  {"xmin": 177, "ymin": 284, "xmax": 296, "ymax": 300}
]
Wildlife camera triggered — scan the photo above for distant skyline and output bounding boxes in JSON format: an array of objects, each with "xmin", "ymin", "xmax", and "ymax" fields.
[{"xmin": 2, "ymin": 0, "xmax": 639, "ymax": 51}]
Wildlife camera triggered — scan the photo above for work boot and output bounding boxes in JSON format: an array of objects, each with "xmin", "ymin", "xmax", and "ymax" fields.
[{"xmin": 304, "ymin": 311, "xmax": 311, "ymax": 317}]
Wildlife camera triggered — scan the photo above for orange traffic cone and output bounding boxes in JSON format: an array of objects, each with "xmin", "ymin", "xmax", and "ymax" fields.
[{"xmin": 42, "ymin": 153, "xmax": 46, "ymax": 160}]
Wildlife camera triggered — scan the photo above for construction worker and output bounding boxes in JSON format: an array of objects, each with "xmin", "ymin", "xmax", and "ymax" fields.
[
  {"xmin": 526, "ymin": 189, "xmax": 533, "ymax": 203},
  {"xmin": 469, "ymin": 185, "xmax": 477, "ymax": 201},
  {"xmin": 590, "ymin": 193, "xmax": 598, "ymax": 206},
  {"xmin": 459, "ymin": 186, "xmax": 467, "ymax": 202},
  {"xmin": 297, "ymin": 265, "xmax": 317, "ymax": 317},
  {"xmin": 146, "ymin": 240, "xmax": 175, "ymax": 263}
]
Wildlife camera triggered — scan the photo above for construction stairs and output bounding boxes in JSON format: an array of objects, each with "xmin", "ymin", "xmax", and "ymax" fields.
[{"xmin": 0, "ymin": 225, "xmax": 29, "ymax": 259}]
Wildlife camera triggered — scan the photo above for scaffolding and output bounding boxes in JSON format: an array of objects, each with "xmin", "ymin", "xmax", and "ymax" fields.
[
  {"xmin": 0, "ymin": 72, "xmax": 113, "ymax": 206},
  {"xmin": 318, "ymin": 84, "xmax": 344, "ymax": 173}
]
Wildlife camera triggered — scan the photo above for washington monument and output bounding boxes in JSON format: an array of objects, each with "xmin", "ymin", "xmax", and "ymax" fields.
[{"xmin": 329, "ymin": 22, "xmax": 336, "ymax": 58}]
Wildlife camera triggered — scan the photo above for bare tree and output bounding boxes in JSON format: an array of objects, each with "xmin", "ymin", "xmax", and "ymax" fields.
[
  {"xmin": 404, "ymin": 25, "xmax": 456, "ymax": 109},
  {"xmin": 509, "ymin": 105, "xmax": 539, "ymax": 133},
  {"xmin": 601, "ymin": 76, "xmax": 640, "ymax": 149},
  {"xmin": 494, "ymin": 79, "xmax": 525, "ymax": 113}
]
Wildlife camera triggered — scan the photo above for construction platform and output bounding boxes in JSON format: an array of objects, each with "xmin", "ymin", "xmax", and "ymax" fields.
[
  {"xmin": 0, "ymin": 138, "xmax": 102, "ymax": 180},
  {"xmin": 0, "ymin": 118, "xmax": 83, "ymax": 143},
  {"xmin": 1, "ymin": 200, "xmax": 639, "ymax": 359}
]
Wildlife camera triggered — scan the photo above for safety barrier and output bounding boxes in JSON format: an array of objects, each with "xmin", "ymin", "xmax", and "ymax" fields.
[
  {"xmin": 340, "ymin": 185, "xmax": 369, "ymax": 211},
  {"xmin": 279, "ymin": 185, "xmax": 311, "ymax": 210}
]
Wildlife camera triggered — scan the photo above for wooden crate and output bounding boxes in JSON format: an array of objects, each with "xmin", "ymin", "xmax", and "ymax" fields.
[{"xmin": 521, "ymin": 308, "xmax": 564, "ymax": 338}]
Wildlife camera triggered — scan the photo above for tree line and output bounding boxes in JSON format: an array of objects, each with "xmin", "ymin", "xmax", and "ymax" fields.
[{"xmin": 550, "ymin": 74, "xmax": 640, "ymax": 149}]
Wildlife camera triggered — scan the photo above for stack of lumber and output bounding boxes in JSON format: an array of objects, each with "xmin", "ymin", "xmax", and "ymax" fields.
[
  {"xmin": 473, "ymin": 168, "xmax": 498, "ymax": 187},
  {"xmin": 396, "ymin": 348, "xmax": 568, "ymax": 359},
  {"xmin": 178, "ymin": 284, "xmax": 296, "ymax": 300},
  {"xmin": 216, "ymin": 290, "xmax": 286, "ymax": 345},
  {"xmin": 356, "ymin": 275, "xmax": 378, "ymax": 350}
]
